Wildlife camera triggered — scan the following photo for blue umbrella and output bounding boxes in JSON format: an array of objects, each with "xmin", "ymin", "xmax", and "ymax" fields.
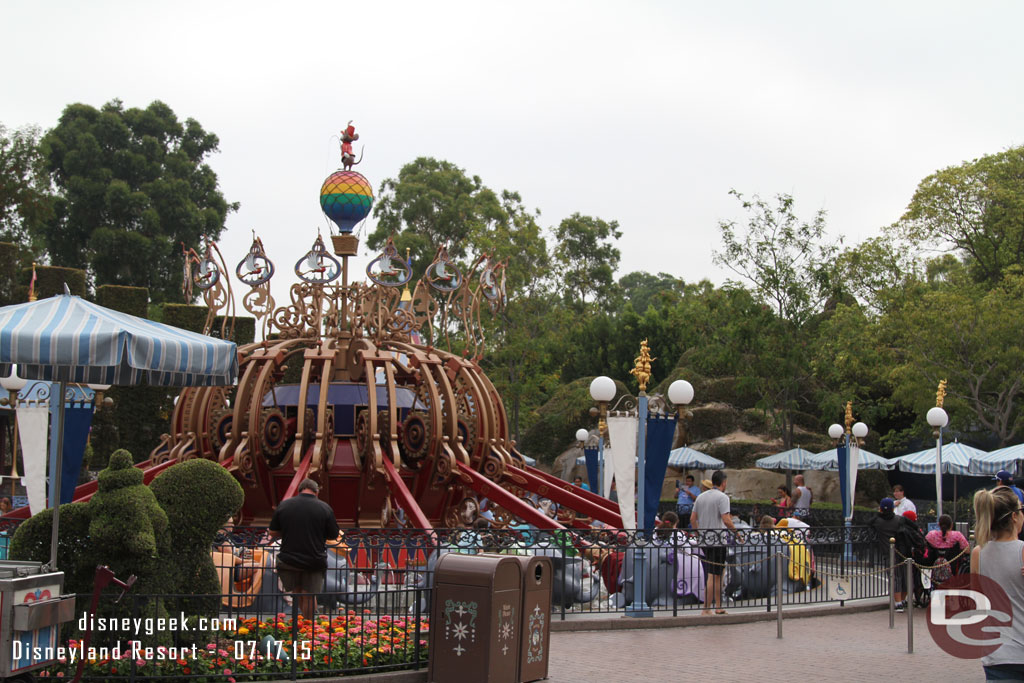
[
  {"xmin": 809, "ymin": 447, "xmax": 895, "ymax": 470},
  {"xmin": 892, "ymin": 441, "xmax": 983, "ymax": 476},
  {"xmin": 755, "ymin": 447, "xmax": 817, "ymax": 470},
  {"xmin": 667, "ymin": 446, "xmax": 725, "ymax": 470},
  {"xmin": 0, "ymin": 293, "xmax": 238, "ymax": 570},
  {"xmin": 969, "ymin": 443, "xmax": 1024, "ymax": 476}
]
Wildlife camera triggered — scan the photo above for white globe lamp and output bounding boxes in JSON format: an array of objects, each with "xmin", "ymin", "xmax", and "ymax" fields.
[
  {"xmin": 589, "ymin": 376, "xmax": 615, "ymax": 403},
  {"xmin": 667, "ymin": 379, "xmax": 694, "ymax": 406}
]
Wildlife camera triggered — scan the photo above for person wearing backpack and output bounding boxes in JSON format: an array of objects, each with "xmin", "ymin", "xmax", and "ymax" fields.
[{"xmin": 869, "ymin": 497, "xmax": 917, "ymax": 611}]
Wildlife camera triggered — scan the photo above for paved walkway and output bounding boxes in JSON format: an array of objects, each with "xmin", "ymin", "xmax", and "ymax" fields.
[{"xmin": 547, "ymin": 609, "xmax": 980, "ymax": 681}]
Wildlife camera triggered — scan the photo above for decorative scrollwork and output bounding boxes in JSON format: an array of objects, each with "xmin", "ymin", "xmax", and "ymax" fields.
[
  {"xmin": 424, "ymin": 245, "xmax": 463, "ymax": 292},
  {"xmin": 236, "ymin": 234, "xmax": 275, "ymax": 286},
  {"xmin": 294, "ymin": 234, "xmax": 341, "ymax": 284},
  {"xmin": 260, "ymin": 408, "xmax": 287, "ymax": 459},
  {"xmin": 366, "ymin": 236, "xmax": 412, "ymax": 287},
  {"xmin": 400, "ymin": 411, "xmax": 430, "ymax": 467},
  {"xmin": 355, "ymin": 410, "xmax": 372, "ymax": 464}
]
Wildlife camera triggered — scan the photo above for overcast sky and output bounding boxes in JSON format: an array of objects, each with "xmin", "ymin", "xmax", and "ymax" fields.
[{"xmin": 4, "ymin": 1, "xmax": 1022, "ymax": 303}]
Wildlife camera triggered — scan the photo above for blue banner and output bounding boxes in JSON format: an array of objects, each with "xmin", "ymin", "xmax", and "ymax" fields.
[
  {"xmin": 837, "ymin": 439, "xmax": 850, "ymax": 521},
  {"xmin": 583, "ymin": 446, "xmax": 599, "ymax": 494},
  {"xmin": 59, "ymin": 406, "xmax": 94, "ymax": 504},
  {"xmin": 643, "ymin": 415, "xmax": 677, "ymax": 531}
]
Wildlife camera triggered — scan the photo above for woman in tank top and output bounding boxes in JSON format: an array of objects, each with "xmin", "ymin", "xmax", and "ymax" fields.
[{"xmin": 971, "ymin": 486, "xmax": 1024, "ymax": 680}]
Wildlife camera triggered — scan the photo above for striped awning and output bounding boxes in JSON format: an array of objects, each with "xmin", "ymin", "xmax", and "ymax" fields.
[
  {"xmin": 755, "ymin": 447, "xmax": 817, "ymax": 470},
  {"xmin": 969, "ymin": 443, "xmax": 1024, "ymax": 476},
  {"xmin": 667, "ymin": 446, "xmax": 725, "ymax": 470},
  {"xmin": 892, "ymin": 441, "xmax": 984, "ymax": 476},
  {"xmin": 0, "ymin": 294, "xmax": 238, "ymax": 386},
  {"xmin": 809, "ymin": 447, "xmax": 895, "ymax": 471}
]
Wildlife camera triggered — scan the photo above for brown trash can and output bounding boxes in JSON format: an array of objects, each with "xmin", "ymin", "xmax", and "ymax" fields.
[
  {"xmin": 429, "ymin": 553, "xmax": 523, "ymax": 683},
  {"xmin": 512, "ymin": 555, "xmax": 553, "ymax": 682}
]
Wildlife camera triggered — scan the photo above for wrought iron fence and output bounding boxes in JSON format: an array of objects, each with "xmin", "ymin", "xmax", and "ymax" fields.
[{"xmin": 30, "ymin": 524, "xmax": 897, "ymax": 681}]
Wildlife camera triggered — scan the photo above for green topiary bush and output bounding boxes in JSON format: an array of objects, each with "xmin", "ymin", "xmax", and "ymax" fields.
[
  {"xmin": 150, "ymin": 458, "xmax": 245, "ymax": 615},
  {"xmin": 9, "ymin": 502, "xmax": 94, "ymax": 594},
  {"xmin": 19, "ymin": 265, "xmax": 87, "ymax": 300}
]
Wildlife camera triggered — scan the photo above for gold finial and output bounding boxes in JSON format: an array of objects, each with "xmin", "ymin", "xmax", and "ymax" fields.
[
  {"xmin": 401, "ymin": 248, "xmax": 412, "ymax": 303},
  {"xmin": 629, "ymin": 339, "xmax": 655, "ymax": 393},
  {"xmin": 27, "ymin": 262, "xmax": 37, "ymax": 302},
  {"xmin": 936, "ymin": 379, "xmax": 947, "ymax": 408},
  {"xmin": 844, "ymin": 401, "xmax": 854, "ymax": 434}
]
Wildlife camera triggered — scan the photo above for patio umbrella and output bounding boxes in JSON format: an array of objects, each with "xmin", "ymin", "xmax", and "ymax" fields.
[
  {"xmin": 892, "ymin": 441, "xmax": 983, "ymax": 476},
  {"xmin": 809, "ymin": 447, "xmax": 895, "ymax": 470},
  {"xmin": 969, "ymin": 443, "xmax": 1024, "ymax": 476},
  {"xmin": 0, "ymin": 293, "xmax": 238, "ymax": 570},
  {"xmin": 755, "ymin": 447, "xmax": 817, "ymax": 470},
  {"xmin": 667, "ymin": 446, "xmax": 725, "ymax": 470}
]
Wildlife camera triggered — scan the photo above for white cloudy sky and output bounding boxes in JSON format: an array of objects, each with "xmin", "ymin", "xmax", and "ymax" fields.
[{"xmin": 4, "ymin": 1, "xmax": 1022, "ymax": 301}]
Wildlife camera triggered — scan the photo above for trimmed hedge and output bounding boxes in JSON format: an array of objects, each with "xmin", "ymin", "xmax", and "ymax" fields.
[
  {"xmin": 151, "ymin": 458, "xmax": 245, "ymax": 616},
  {"xmin": 18, "ymin": 264, "xmax": 87, "ymax": 300},
  {"xmin": 9, "ymin": 502, "xmax": 94, "ymax": 593},
  {"xmin": 96, "ymin": 284, "xmax": 149, "ymax": 317},
  {"xmin": 162, "ymin": 303, "xmax": 256, "ymax": 344},
  {"xmin": 0, "ymin": 242, "xmax": 19, "ymax": 306}
]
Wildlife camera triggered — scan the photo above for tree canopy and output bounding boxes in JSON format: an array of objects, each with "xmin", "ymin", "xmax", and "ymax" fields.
[{"xmin": 37, "ymin": 100, "xmax": 236, "ymax": 302}]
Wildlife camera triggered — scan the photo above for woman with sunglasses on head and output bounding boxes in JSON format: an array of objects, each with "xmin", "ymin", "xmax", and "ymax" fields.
[{"xmin": 972, "ymin": 486, "xmax": 1024, "ymax": 680}]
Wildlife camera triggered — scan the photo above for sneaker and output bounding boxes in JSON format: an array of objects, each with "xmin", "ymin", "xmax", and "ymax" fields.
[{"xmin": 895, "ymin": 601, "xmax": 906, "ymax": 612}]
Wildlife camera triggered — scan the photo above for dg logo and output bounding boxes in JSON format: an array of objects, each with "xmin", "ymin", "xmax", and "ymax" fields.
[{"xmin": 927, "ymin": 573, "xmax": 1013, "ymax": 659}]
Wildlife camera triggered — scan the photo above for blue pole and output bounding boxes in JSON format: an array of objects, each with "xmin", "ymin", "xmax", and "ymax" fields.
[
  {"xmin": 626, "ymin": 393, "xmax": 652, "ymax": 617},
  {"xmin": 936, "ymin": 428, "xmax": 944, "ymax": 519},
  {"xmin": 843, "ymin": 434, "xmax": 854, "ymax": 562},
  {"xmin": 597, "ymin": 434, "xmax": 605, "ymax": 498}
]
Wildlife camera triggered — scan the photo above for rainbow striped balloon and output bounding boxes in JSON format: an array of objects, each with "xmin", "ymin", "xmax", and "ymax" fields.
[{"xmin": 320, "ymin": 170, "xmax": 373, "ymax": 233}]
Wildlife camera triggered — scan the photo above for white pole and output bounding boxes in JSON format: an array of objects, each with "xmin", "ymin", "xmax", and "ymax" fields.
[
  {"xmin": 935, "ymin": 430, "xmax": 944, "ymax": 519},
  {"xmin": 48, "ymin": 380, "xmax": 66, "ymax": 571}
]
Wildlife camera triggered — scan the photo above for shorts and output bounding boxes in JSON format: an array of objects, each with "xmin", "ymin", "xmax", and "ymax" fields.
[
  {"xmin": 983, "ymin": 663, "xmax": 1024, "ymax": 680},
  {"xmin": 701, "ymin": 546, "xmax": 727, "ymax": 576},
  {"xmin": 277, "ymin": 559, "xmax": 325, "ymax": 594}
]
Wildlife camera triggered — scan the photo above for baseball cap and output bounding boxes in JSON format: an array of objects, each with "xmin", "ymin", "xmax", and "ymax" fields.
[
  {"xmin": 880, "ymin": 497, "xmax": 895, "ymax": 511},
  {"xmin": 996, "ymin": 470, "xmax": 1013, "ymax": 482}
]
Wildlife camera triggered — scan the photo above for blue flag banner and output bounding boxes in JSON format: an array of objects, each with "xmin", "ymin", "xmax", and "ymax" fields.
[
  {"xmin": 59, "ymin": 405, "xmax": 94, "ymax": 504},
  {"xmin": 643, "ymin": 414, "xmax": 677, "ymax": 531},
  {"xmin": 583, "ymin": 446, "xmax": 599, "ymax": 493},
  {"xmin": 837, "ymin": 440, "xmax": 850, "ymax": 521}
]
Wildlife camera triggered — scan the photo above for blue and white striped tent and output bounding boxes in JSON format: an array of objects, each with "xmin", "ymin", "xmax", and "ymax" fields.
[
  {"xmin": 755, "ymin": 447, "xmax": 817, "ymax": 470},
  {"xmin": 667, "ymin": 446, "xmax": 725, "ymax": 470},
  {"xmin": 891, "ymin": 441, "xmax": 985, "ymax": 476},
  {"xmin": 0, "ymin": 294, "xmax": 238, "ymax": 386},
  {"xmin": 809, "ymin": 447, "xmax": 895, "ymax": 471},
  {"xmin": 969, "ymin": 443, "xmax": 1024, "ymax": 476}
]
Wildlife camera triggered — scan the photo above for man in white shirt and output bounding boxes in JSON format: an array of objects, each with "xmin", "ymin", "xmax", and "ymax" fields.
[{"xmin": 892, "ymin": 484, "xmax": 916, "ymax": 517}]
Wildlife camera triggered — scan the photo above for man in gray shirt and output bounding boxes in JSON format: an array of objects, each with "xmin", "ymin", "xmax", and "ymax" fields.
[{"xmin": 690, "ymin": 470, "xmax": 738, "ymax": 615}]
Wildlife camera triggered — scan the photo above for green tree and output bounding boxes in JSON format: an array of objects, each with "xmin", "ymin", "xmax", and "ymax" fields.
[
  {"xmin": 615, "ymin": 271, "xmax": 685, "ymax": 313},
  {"xmin": 887, "ymin": 267, "xmax": 1024, "ymax": 447},
  {"xmin": 370, "ymin": 157, "xmax": 508, "ymax": 275},
  {"xmin": 896, "ymin": 146, "xmax": 1024, "ymax": 285},
  {"xmin": 553, "ymin": 213, "xmax": 622, "ymax": 309},
  {"xmin": 0, "ymin": 123, "xmax": 52, "ymax": 262},
  {"xmin": 38, "ymin": 100, "xmax": 236, "ymax": 302},
  {"xmin": 712, "ymin": 191, "xmax": 836, "ymax": 447}
]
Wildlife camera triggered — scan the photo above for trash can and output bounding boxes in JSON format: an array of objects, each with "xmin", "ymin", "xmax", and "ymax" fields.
[
  {"xmin": 513, "ymin": 556, "xmax": 552, "ymax": 682},
  {"xmin": 0, "ymin": 560, "xmax": 77, "ymax": 680},
  {"xmin": 429, "ymin": 553, "xmax": 523, "ymax": 683}
]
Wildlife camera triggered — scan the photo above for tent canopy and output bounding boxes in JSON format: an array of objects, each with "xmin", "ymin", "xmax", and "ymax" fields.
[
  {"xmin": 892, "ymin": 441, "xmax": 984, "ymax": 476},
  {"xmin": 667, "ymin": 446, "xmax": 725, "ymax": 470},
  {"xmin": 0, "ymin": 294, "xmax": 238, "ymax": 386},
  {"xmin": 809, "ymin": 447, "xmax": 895, "ymax": 471},
  {"xmin": 969, "ymin": 443, "xmax": 1024, "ymax": 476},
  {"xmin": 755, "ymin": 447, "xmax": 817, "ymax": 471}
]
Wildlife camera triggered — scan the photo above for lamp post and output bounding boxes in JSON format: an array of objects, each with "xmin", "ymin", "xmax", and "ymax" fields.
[
  {"xmin": 588, "ymin": 376, "xmax": 615, "ymax": 497},
  {"xmin": 587, "ymin": 341, "xmax": 694, "ymax": 619},
  {"xmin": 1, "ymin": 365, "xmax": 28, "ymax": 499},
  {"xmin": 575, "ymin": 428, "xmax": 591, "ymax": 491},
  {"xmin": 829, "ymin": 405, "xmax": 868, "ymax": 562},
  {"xmin": 928, "ymin": 381, "xmax": 949, "ymax": 519}
]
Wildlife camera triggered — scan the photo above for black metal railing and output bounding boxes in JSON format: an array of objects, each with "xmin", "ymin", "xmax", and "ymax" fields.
[{"xmin": 32, "ymin": 525, "xmax": 896, "ymax": 681}]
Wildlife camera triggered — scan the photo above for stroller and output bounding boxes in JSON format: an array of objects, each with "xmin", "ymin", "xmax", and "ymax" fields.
[{"xmin": 915, "ymin": 538, "xmax": 969, "ymax": 608}]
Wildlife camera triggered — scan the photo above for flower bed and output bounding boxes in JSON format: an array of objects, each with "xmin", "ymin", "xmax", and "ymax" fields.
[{"xmin": 37, "ymin": 611, "xmax": 429, "ymax": 681}]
